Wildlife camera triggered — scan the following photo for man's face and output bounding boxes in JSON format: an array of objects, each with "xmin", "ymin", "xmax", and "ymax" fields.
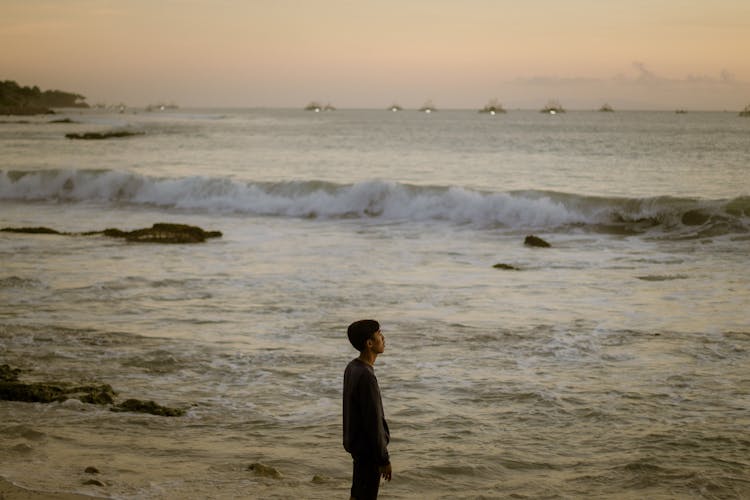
[{"xmin": 369, "ymin": 329, "xmax": 385, "ymax": 354}]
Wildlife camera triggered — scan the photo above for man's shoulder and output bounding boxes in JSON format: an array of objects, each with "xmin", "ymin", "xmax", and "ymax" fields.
[{"xmin": 345, "ymin": 358, "xmax": 374, "ymax": 377}]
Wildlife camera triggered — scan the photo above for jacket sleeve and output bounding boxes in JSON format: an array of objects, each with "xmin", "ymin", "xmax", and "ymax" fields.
[{"xmin": 358, "ymin": 372, "xmax": 390, "ymax": 465}]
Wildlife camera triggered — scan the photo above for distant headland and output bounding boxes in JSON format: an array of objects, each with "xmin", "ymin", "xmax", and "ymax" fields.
[{"xmin": 1, "ymin": 80, "xmax": 89, "ymax": 115}]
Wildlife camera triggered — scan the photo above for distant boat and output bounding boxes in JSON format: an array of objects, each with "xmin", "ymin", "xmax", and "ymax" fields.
[
  {"xmin": 418, "ymin": 100, "xmax": 436, "ymax": 113},
  {"xmin": 739, "ymin": 105, "xmax": 750, "ymax": 117},
  {"xmin": 304, "ymin": 102, "xmax": 323, "ymax": 112},
  {"xmin": 479, "ymin": 99, "xmax": 506, "ymax": 115},
  {"xmin": 146, "ymin": 103, "xmax": 178, "ymax": 112},
  {"xmin": 389, "ymin": 104, "xmax": 403, "ymax": 112},
  {"xmin": 598, "ymin": 103, "xmax": 614, "ymax": 112},
  {"xmin": 675, "ymin": 109, "xmax": 688, "ymax": 114},
  {"xmin": 541, "ymin": 100, "xmax": 565, "ymax": 114}
]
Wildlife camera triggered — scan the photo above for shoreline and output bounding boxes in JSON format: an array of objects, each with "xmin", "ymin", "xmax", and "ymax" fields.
[{"xmin": 0, "ymin": 477, "xmax": 104, "ymax": 500}]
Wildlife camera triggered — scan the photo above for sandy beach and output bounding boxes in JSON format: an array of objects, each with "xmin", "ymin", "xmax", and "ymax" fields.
[{"xmin": 0, "ymin": 478, "xmax": 103, "ymax": 500}]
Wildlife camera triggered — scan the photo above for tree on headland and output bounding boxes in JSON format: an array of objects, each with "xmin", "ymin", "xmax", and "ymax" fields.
[{"xmin": 1, "ymin": 80, "xmax": 88, "ymax": 115}]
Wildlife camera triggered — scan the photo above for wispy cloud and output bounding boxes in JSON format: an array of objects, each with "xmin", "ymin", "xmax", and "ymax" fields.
[{"xmin": 502, "ymin": 63, "xmax": 750, "ymax": 110}]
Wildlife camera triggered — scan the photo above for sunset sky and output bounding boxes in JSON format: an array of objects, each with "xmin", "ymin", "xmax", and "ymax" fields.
[{"xmin": 2, "ymin": 0, "xmax": 749, "ymax": 110}]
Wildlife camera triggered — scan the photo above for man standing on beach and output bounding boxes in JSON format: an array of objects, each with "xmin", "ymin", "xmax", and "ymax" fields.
[{"xmin": 343, "ymin": 319, "xmax": 392, "ymax": 500}]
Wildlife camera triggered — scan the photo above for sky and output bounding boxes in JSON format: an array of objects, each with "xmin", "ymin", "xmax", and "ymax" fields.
[{"xmin": 2, "ymin": 0, "xmax": 749, "ymax": 110}]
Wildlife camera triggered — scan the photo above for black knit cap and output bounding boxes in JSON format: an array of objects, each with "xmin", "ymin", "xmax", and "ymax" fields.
[{"xmin": 347, "ymin": 319, "xmax": 380, "ymax": 352}]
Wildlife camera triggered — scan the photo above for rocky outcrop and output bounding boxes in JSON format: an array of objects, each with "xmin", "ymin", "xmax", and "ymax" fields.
[
  {"xmin": 65, "ymin": 130, "xmax": 144, "ymax": 140},
  {"xmin": 0, "ymin": 226, "xmax": 61, "ymax": 235},
  {"xmin": 247, "ymin": 463, "xmax": 283, "ymax": 479},
  {"xmin": 0, "ymin": 364, "xmax": 184, "ymax": 416},
  {"xmin": 102, "ymin": 223, "xmax": 222, "ymax": 243},
  {"xmin": 111, "ymin": 399, "xmax": 185, "ymax": 417},
  {"xmin": 1, "ymin": 364, "xmax": 21, "ymax": 382},
  {"xmin": 2, "ymin": 223, "xmax": 222, "ymax": 244},
  {"xmin": 0, "ymin": 379, "xmax": 115, "ymax": 405},
  {"xmin": 524, "ymin": 235, "xmax": 551, "ymax": 247},
  {"xmin": 493, "ymin": 263, "xmax": 520, "ymax": 270}
]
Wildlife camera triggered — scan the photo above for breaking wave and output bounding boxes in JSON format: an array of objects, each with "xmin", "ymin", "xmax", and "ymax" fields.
[{"xmin": 2, "ymin": 169, "xmax": 748, "ymax": 236}]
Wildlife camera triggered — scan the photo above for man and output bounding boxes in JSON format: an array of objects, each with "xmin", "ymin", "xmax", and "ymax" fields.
[{"xmin": 343, "ymin": 319, "xmax": 392, "ymax": 500}]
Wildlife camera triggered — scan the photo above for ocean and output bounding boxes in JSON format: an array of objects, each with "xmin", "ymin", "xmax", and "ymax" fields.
[{"xmin": 1, "ymin": 108, "xmax": 749, "ymax": 499}]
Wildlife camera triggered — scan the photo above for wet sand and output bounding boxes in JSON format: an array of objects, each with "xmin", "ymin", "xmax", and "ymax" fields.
[{"xmin": 0, "ymin": 478, "xmax": 103, "ymax": 500}]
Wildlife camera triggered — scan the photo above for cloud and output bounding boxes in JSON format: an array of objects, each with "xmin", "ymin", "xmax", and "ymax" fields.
[{"xmin": 502, "ymin": 64, "xmax": 750, "ymax": 110}]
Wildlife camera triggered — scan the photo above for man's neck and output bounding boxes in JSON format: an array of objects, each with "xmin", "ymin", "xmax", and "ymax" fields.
[{"xmin": 358, "ymin": 351, "xmax": 377, "ymax": 366}]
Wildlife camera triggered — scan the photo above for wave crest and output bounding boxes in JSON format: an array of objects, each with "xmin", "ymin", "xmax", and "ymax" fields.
[{"xmin": 1, "ymin": 169, "xmax": 748, "ymax": 235}]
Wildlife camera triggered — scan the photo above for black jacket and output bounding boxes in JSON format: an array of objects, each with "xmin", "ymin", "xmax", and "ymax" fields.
[{"xmin": 343, "ymin": 358, "xmax": 390, "ymax": 465}]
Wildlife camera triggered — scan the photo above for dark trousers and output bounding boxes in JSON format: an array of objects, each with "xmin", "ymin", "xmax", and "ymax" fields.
[{"xmin": 351, "ymin": 457, "xmax": 381, "ymax": 500}]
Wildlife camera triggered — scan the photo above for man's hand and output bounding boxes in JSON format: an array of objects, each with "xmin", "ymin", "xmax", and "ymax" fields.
[{"xmin": 379, "ymin": 463, "xmax": 392, "ymax": 482}]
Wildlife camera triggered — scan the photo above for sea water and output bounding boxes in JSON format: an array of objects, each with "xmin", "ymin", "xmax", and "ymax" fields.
[{"xmin": 1, "ymin": 109, "xmax": 749, "ymax": 499}]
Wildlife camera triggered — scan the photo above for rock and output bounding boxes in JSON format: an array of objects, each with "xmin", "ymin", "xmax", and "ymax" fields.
[
  {"xmin": 115, "ymin": 223, "xmax": 222, "ymax": 243},
  {"xmin": 247, "ymin": 463, "xmax": 283, "ymax": 479},
  {"xmin": 0, "ymin": 364, "xmax": 21, "ymax": 382},
  {"xmin": 82, "ymin": 479, "xmax": 105, "ymax": 486},
  {"xmin": 0, "ymin": 366, "xmax": 183, "ymax": 418},
  {"xmin": 49, "ymin": 118, "xmax": 76, "ymax": 123},
  {"xmin": 0, "ymin": 227, "xmax": 61, "ymax": 235},
  {"xmin": 2, "ymin": 223, "xmax": 222, "ymax": 244},
  {"xmin": 0, "ymin": 382, "xmax": 68, "ymax": 403},
  {"xmin": 65, "ymin": 130, "xmax": 144, "ymax": 140},
  {"xmin": 0, "ymin": 381, "xmax": 116, "ymax": 404},
  {"xmin": 74, "ymin": 384, "xmax": 116, "ymax": 405},
  {"xmin": 524, "ymin": 235, "xmax": 551, "ymax": 248},
  {"xmin": 493, "ymin": 263, "xmax": 520, "ymax": 270},
  {"xmin": 111, "ymin": 398, "xmax": 185, "ymax": 417},
  {"xmin": 84, "ymin": 466, "xmax": 100, "ymax": 474}
]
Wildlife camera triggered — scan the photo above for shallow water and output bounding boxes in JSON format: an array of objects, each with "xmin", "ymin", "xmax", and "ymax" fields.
[{"xmin": 1, "ymin": 109, "xmax": 749, "ymax": 498}]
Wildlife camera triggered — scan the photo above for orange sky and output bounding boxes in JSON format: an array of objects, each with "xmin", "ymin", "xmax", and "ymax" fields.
[{"xmin": 2, "ymin": 0, "xmax": 749, "ymax": 109}]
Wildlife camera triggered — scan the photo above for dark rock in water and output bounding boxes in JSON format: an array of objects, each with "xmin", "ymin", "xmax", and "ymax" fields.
[
  {"xmin": 493, "ymin": 263, "xmax": 520, "ymax": 270},
  {"xmin": 74, "ymin": 384, "xmax": 116, "ymax": 405},
  {"xmin": 0, "ymin": 380, "xmax": 116, "ymax": 404},
  {"xmin": 2, "ymin": 223, "xmax": 222, "ymax": 244},
  {"xmin": 112, "ymin": 398, "xmax": 185, "ymax": 417},
  {"xmin": 0, "ymin": 364, "xmax": 21, "ymax": 382},
  {"xmin": 524, "ymin": 235, "xmax": 551, "ymax": 247},
  {"xmin": 84, "ymin": 466, "xmax": 100, "ymax": 474},
  {"xmin": 65, "ymin": 130, "xmax": 144, "ymax": 140},
  {"xmin": 0, "ymin": 382, "xmax": 68, "ymax": 403},
  {"xmin": 100, "ymin": 228, "xmax": 129, "ymax": 238},
  {"xmin": 0, "ymin": 366, "xmax": 182, "ymax": 417},
  {"xmin": 116, "ymin": 223, "xmax": 222, "ymax": 243},
  {"xmin": 1, "ymin": 226, "xmax": 61, "ymax": 235},
  {"xmin": 49, "ymin": 118, "xmax": 76, "ymax": 124},
  {"xmin": 681, "ymin": 209, "xmax": 710, "ymax": 226},
  {"xmin": 247, "ymin": 463, "xmax": 283, "ymax": 479}
]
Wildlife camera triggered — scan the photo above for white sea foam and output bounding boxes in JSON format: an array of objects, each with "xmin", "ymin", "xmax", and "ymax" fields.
[{"xmin": 1, "ymin": 169, "xmax": 747, "ymax": 235}]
